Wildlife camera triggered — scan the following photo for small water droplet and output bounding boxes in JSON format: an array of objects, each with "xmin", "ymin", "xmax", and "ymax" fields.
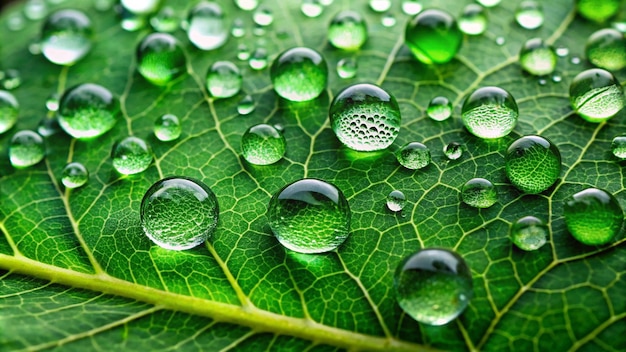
[
  {"xmin": 234, "ymin": 0, "xmax": 258, "ymax": 11},
  {"xmin": 119, "ymin": 6, "xmax": 148, "ymax": 31},
  {"xmin": 241, "ymin": 123, "xmax": 286, "ymax": 165},
  {"xmin": 396, "ymin": 142, "xmax": 431, "ymax": 170},
  {"xmin": 112, "ymin": 136, "xmax": 153, "ymax": 175},
  {"xmin": 495, "ymin": 36, "xmax": 506, "ymax": 46},
  {"xmin": 249, "ymin": 48, "xmax": 268, "ymax": 70},
  {"xmin": 7, "ymin": 12, "xmax": 26, "ymax": 31},
  {"xmin": 328, "ymin": 10, "xmax": 368, "ymax": 51},
  {"xmin": 206, "ymin": 61, "xmax": 242, "ymax": 99},
  {"xmin": 301, "ymin": 0, "xmax": 323, "ymax": 18},
  {"xmin": 150, "ymin": 6, "xmax": 179, "ymax": 33},
  {"xmin": 382, "ymin": 13, "xmax": 396, "ymax": 27},
  {"xmin": 121, "ymin": 0, "xmax": 160, "ymax": 15},
  {"xmin": 564, "ymin": 188, "xmax": 623, "ymax": 245},
  {"xmin": 444, "ymin": 142, "xmax": 463, "ymax": 160},
  {"xmin": 505, "ymin": 135, "xmax": 561, "ymax": 194},
  {"xmin": 510, "ymin": 216, "xmax": 548, "ymax": 251},
  {"xmin": 336, "ymin": 57, "xmax": 357, "ymax": 79},
  {"xmin": 611, "ymin": 135, "xmax": 626, "ymax": 159},
  {"xmin": 406, "ymin": 9, "xmax": 463, "ymax": 64},
  {"xmin": 571, "ymin": 56, "xmax": 581, "ymax": 64},
  {"xmin": 237, "ymin": 44, "xmax": 251, "ymax": 60},
  {"xmin": 402, "ymin": 1, "xmax": 423, "ymax": 16},
  {"xmin": 41, "ymin": 9, "xmax": 93, "ymax": 65},
  {"xmin": 46, "ymin": 92, "xmax": 60, "ymax": 111},
  {"xmin": 555, "ymin": 47, "xmax": 569, "ymax": 57},
  {"xmin": 154, "ymin": 114, "xmax": 181, "ymax": 142},
  {"xmin": 270, "ymin": 47, "xmax": 328, "ymax": 102},
  {"xmin": 570, "ymin": 68, "xmax": 624, "ymax": 122},
  {"xmin": 476, "ymin": 0, "xmax": 501, "ymax": 7},
  {"xmin": 0, "ymin": 90, "xmax": 20, "ymax": 134},
  {"xmin": 237, "ymin": 95, "xmax": 255, "ymax": 115},
  {"xmin": 461, "ymin": 86, "xmax": 518, "ymax": 139},
  {"xmin": 1, "ymin": 69, "xmax": 21, "ymax": 90},
  {"xmin": 62, "ymin": 162, "xmax": 89, "ymax": 189},
  {"xmin": 519, "ymin": 38, "xmax": 557, "ymax": 76},
  {"xmin": 37, "ymin": 116, "xmax": 61, "ymax": 137},
  {"xmin": 24, "ymin": 0, "xmax": 48, "ymax": 20},
  {"xmin": 58, "ymin": 83, "xmax": 119, "ymax": 139},
  {"xmin": 585, "ymin": 28, "xmax": 626, "ymax": 71},
  {"xmin": 369, "ymin": 0, "xmax": 391, "ymax": 12},
  {"xmin": 552, "ymin": 74, "xmax": 562, "ymax": 83},
  {"xmin": 231, "ymin": 18, "xmax": 245, "ymax": 37},
  {"xmin": 458, "ymin": 4, "xmax": 487, "ymax": 36},
  {"xmin": 386, "ymin": 190, "xmax": 406, "ymax": 212},
  {"xmin": 427, "ymin": 96, "xmax": 452, "ymax": 121},
  {"xmin": 576, "ymin": 0, "xmax": 620, "ymax": 23},
  {"xmin": 186, "ymin": 2, "xmax": 228, "ymax": 50},
  {"xmin": 253, "ymin": 6, "xmax": 273, "ymax": 26},
  {"xmin": 10, "ymin": 130, "xmax": 45, "ymax": 168},
  {"xmin": 461, "ymin": 178, "xmax": 497, "ymax": 208},
  {"xmin": 136, "ymin": 33, "xmax": 186, "ymax": 86},
  {"xmin": 29, "ymin": 41, "xmax": 42, "ymax": 55},
  {"xmin": 515, "ymin": 1, "xmax": 544, "ymax": 29}
]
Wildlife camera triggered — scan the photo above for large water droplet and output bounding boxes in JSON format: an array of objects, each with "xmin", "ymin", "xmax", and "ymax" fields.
[
  {"xmin": 585, "ymin": 28, "xmax": 626, "ymax": 71},
  {"xmin": 58, "ymin": 83, "xmax": 119, "ymax": 139},
  {"xmin": 328, "ymin": 10, "xmax": 367, "ymax": 51},
  {"xmin": 461, "ymin": 178, "xmax": 497, "ymax": 208},
  {"xmin": 387, "ymin": 190, "xmax": 406, "ymax": 212},
  {"xmin": 515, "ymin": 1, "xmax": 544, "ymax": 29},
  {"xmin": 111, "ymin": 136, "xmax": 153, "ymax": 175},
  {"xmin": 510, "ymin": 216, "xmax": 548, "ymax": 251},
  {"xmin": 154, "ymin": 113, "xmax": 181, "ymax": 141},
  {"xmin": 270, "ymin": 47, "xmax": 328, "ymax": 102},
  {"xmin": 267, "ymin": 178, "xmax": 351, "ymax": 254},
  {"xmin": 458, "ymin": 4, "xmax": 487, "ymax": 36},
  {"xmin": 569, "ymin": 68, "xmax": 625, "ymax": 122},
  {"xmin": 505, "ymin": 135, "xmax": 561, "ymax": 194},
  {"xmin": 136, "ymin": 33, "xmax": 186, "ymax": 86},
  {"xmin": 396, "ymin": 142, "xmax": 431, "ymax": 170},
  {"xmin": 461, "ymin": 86, "xmax": 518, "ymax": 139},
  {"xmin": 564, "ymin": 188, "xmax": 623, "ymax": 245},
  {"xmin": 10, "ymin": 130, "xmax": 45, "ymax": 168},
  {"xmin": 241, "ymin": 123, "xmax": 286, "ymax": 165},
  {"xmin": 62, "ymin": 162, "xmax": 89, "ymax": 188},
  {"xmin": 0, "ymin": 90, "xmax": 19, "ymax": 134},
  {"xmin": 405, "ymin": 9, "xmax": 462, "ymax": 64},
  {"xmin": 41, "ymin": 9, "xmax": 93, "ymax": 65},
  {"xmin": 206, "ymin": 61, "xmax": 242, "ymax": 99},
  {"xmin": 427, "ymin": 96, "xmax": 452, "ymax": 121},
  {"xmin": 519, "ymin": 38, "xmax": 557, "ymax": 76},
  {"xmin": 186, "ymin": 2, "xmax": 228, "ymax": 51}
]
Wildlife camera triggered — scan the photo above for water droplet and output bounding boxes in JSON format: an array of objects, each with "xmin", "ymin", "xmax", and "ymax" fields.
[
  {"xmin": 154, "ymin": 114, "xmax": 181, "ymax": 141},
  {"xmin": 273, "ymin": 123, "xmax": 284, "ymax": 132},
  {"xmin": 556, "ymin": 46, "xmax": 569, "ymax": 57},
  {"xmin": 237, "ymin": 44, "xmax": 251, "ymax": 60},
  {"xmin": 461, "ymin": 178, "xmax": 497, "ymax": 208},
  {"xmin": 93, "ymin": 0, "xmax": 115, "ymax": 12},
  {"xmin": 319, "ymin": 0, "xmax": 333, "ymax": 5},
  {"xmin": 150, "ymin": 6, "xmax": 179, "ymax": 33},
  {"xmin": 515, "ymin": 1, "xmax": 544, "ymax": 29},
  {"xmin": 234, "ymin": 0, "xmax": 258, "ymax": 11},
  {"xmin": 576, "ymin": 0, "xmax": 620, "ymax": 23},
  {"xmin": 206, "ymin": 61, "xmax": 242, "ymax": 99},
  {"xmin": 24, "ymin": 0, "xmax": 48, "ymax": 20},
  {"xmin": 394, "ymin": 248, "xmax": 473, "ymax": 326},
  {"xmin": 253, "ymin": 6, "xmax": 273, "ymax": 26},
  {"xmin": 585, "ymin": 28, "xmax": 626, "ymax": 71},
  {"xmin": 37, "ymin": 116, "xmax": 61, "ymax": 137},
  {"xmin": 7, "ymin": 12, "xmax": 26, "ymax": 31},
  {"xmin": 44, "ymin": 92, "xmax": 59, "ymax": 112},
  {"xmin": 328, "ymin": 10, "xmax": 367, "ymax": 51},
  {"xmin": 476, "ymin": 0, "xmax": 501, "ymax": 7},
  {"xmin": 369, "ymin": 0, "xmax": 391, "ymax": 12},
  {"xmin": 611, "ymin": 135, "xmax": 626, "ymax": 159},
  {"xmin": 267, "ymin": 179, "xmax": 351, "ymax": 254},
  {"xmin": 301, "ymin": 0, "xmax": 323, "ymax": 18},
  {"xmin": 1, "ymin": 69, "xmax": 21, "ymax": 90},
  {"xmin": 58, "ymin": 83, "xmax": 119, "ymax": 139},
  {"xmin": 458, "ymin": 4, "xmax": 487, "ymax": 36},
  {"xmin": 569, "ymin": 68, "xmax": 625, "ymax": 122},
  {"xmin": 537, "ymin": 78, "xmax": 547, "ymax": 85},
  {"xmin": 505, "ymin": 135, "xmax": 561, "ymax": 194},
  {"xmin": 0, "ymin": 90, "xmax": 19, "ymax": 134},
  {"xmin": 552, "ymin": 74, "xmax": 562, "ymax": 83},
  {"xmin": 41, "ymin": 9, "xmax": 93, "ymax": 65},
  {"xmin": 495, "ymin": 36, "xmax": 506, "ymax": 46},
  {"xmin": 186, "ymin": 2, "xmax": 227, "ymax": 51},
  {"xmin": 111, "ymin": 136, "xmax": 153, "ymax": 175},
  {"xmin": 564, "ymin": 188, "xmax": 623, "ymax": 245},
  {"xmin": 241, "ymin": 124, "xmax": 286, "ymax": 165},
  {"xmin": 461, "ymin": 86, "xmax": 518, "ymax": 139},
  {"xmin": 611, "ymin": 21, "xmax": 626, "ymax": 33},
  {"xmin": 519, "ymin": 38, "xmax": 557, "ymax": 76},
  {"xmin": 29, "ymin": 41, "xmax": 42, "ymax": 55},
  {"xmin": 571, "ymin": 56, "xmax": 581, "ymax": 64},
  {"xmin": 402, "ymin": 1, "xmax": 423, "ymax": 16},
  {"xmin": 444, "ymin": 142, "xmax": 463, "ymax": 160},
  {"xmin": 396, "ymin": 142, "xmax": 431, "ymax": 170},
  {"xmin": 382, "ymin": 13, "xmax": 396, "ymax": 27},
  {"xmin": 62, "ymin": 162, "xmax": 89, "ymax": 188},
  {"xmin": 510, "ymin": 216, "xmax": 548, "ymax": 251},
  {"xmin": 10, "ymin": 130, "xmax": 45, "ymax": 168},
  {"xmin": 270, "ymin": 47, "xmax": 328, "ymax": 102},
  {"xmin": 427, "ymin": 96, "xmax": 453, "ymax": 121},
  {"xmin": 249, "ymin": 48, "xmax": 268, "ymax": 70},
  {"xmin": 136, "ymin": 33, "xmax": 186, "ymax": 86},
  {"xmin": 336, "ymin": 57, "xmax": 357, "ymax": 79},
  {"xmin": 237, "ymin": 95, "xmax": 255, "ymax": 115},
  {"xmin": 141, "ymin": 177, "xmax": 219, "ymax": 250},
  {"xmin": 119, "ymin": 7, "xmax": 147, "ymax": 31},
  {"xmin": 387, "ymin": 190, "xmax": 406, "ymax": 212},
  {"xmin": 231, "ymin": 18, "xmax": 245, "ymax": 37},
  {"xmin": 121, "ymin": 0, "xmax": 160, "ymax": 15},
  {"xmin": 329, "ymin": 83, "xmax": 401, "ymax": 152},
  {"xmin": 405, "ymin": 9, "xmax": 462, "ymax": 64}
]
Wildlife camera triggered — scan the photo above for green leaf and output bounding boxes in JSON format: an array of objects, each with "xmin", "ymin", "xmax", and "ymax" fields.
[{"xmin": 1, "ymin": 1, "xmax": 625, "ymax": 351}]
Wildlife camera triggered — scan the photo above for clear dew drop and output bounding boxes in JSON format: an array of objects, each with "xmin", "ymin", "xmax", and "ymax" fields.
[
  {"xmin": 141, "ymin": 177, "xmax": 219, "ymax": 250},
  {"xmin": 336, "ymin": 57, "xmax": 358, "ymax": 79},
  {"xmin": 241, "ymin": 123, "xmax": 286, "ymax": 165},
  {"xmin": 319, "ymin": 0, "xmax": 333, "ymax": 5},
  {"xmin": 461, "ymin": 86, "xmax": 519, "ymax": 139},
  {"xmin": 253, "ymin": 6, "xmax": 274, "ymax": 26},
  {"xmin": 458, "ymin": 4, "xmax": 488, "ymax": 36},
  {"xmin": 515, "ymin": 1, "xmax": 544, "ymax": 29},
  {"xmin": 556, "ymin": 47, "xmax": 569, "ymax": 57},
  {"xmin": 119, "ymin": 6, "xmax": 148, "ymax": 32},
  {"xmin": 252, "ymin": 23, "xmax": 266, "ymax": 36},
  {"xmin": 444, "ymin": 142, "xmax": 463, "ymax": 160},
  {"xmin": 267, "ymin": 178, "xmax": 351, "ymax": 254},
  {"xmin": 46, "ymin": 92, "xmax": 60, "ymax": 112},
  {"xmin": 1, "ymin": 69, "xmax": 21, "ymax": 90},
  {"xmin": 611, "ymin": 135, "xmax": 626, "ymax": 159},
  {"xmin": 461, "ymin": 178, "xmax": 497, "ymax": 208},
  {"xmin": 569, "ymin": 68, "xmax": 625, "ymax": 122},
  {"xmin": 237, "ymin": 95, "xmax": 255, "ymax": 115},
  {"xmin": 563, "ymin": 188, "xmax": 623, "ymax": 246},
  {"xmin": 301, "ymin": 0, "xmax": 323, "ymax": 18},
  {"xmin": 329, "ymin": 83, "xmax": 401, "ymax": 152},
  {"xmin": 111, "ymin": 136, "xmax": 153, "ymax": 175},
  {"xmin": 405, "ymin": 9, "xmax": 463, "ymax": 64},
  {"xmin": 136, "ymin": 33, "xmax": 186, "ymax": 86},
  {"xmin": 40, "ymin": 9, "xmax": 93, "ymax": 66},
  {"xmin": 476, "ymin": 0, "xmax": 501, "ymax": 7},
  {"xmin": 150, "ymin": 6, "xmax": 179, "ymax": 33},
  {"xmin": 396, "ymin": 142, "xmax": 431, "ymax": 170},
  {"xmin": 154, "ymin": 113, "xmax": 181, "ymax": 142},
  {"xmin": 576, "ymin": 0, "xmax": 620, "ymax": 23},
  {"xmin": 93, "ymin": 0, "xmax": 115, "ymax": 12},
  {"xmin": 510, "ymin": 216, "xmax": 548, "ymax": 251},
  {"xmin": 237, "ymin": 44, "xmax": 251, "ymax": 60},
  {"xmin": 206, "ymin": 61, "xmax": 242, "ymax": 99},
  {"xmin": 29, "ymin": 41, "xmax": 42, "ymax": 55},
  {"xmin": 519, "ymin": 38, "xmax": 557, "ymax": 76},
  {"xmin": 537, "ymin": 78, "xmax": 547, "ymax": 86},
  {"xmin": 249, "ymin": 48, "xmax": 268, "ymax": 70},
  {"xmin": 382, "ymin": 13, "xmax": 396, "ymax": 27},
  {"xmin": 387, "ymin": 190, "xmax": 406, "ymax": 212},
  {"xmin": 0, "ymin": 90, "xmax": 19, "ymax": 134},
  {"xmin": 62, "ymin": 162, "xmax": 89, "ymax": 189},
  {"xmin": 120, "ymin": 0, "xmax": 160, "ymax": 15},
  {"xmin": 7, "ymin": 12, "xmax": 26, "ymax": 31},
  {"xmin": 231, "ymin": 18, "xmax": 245, "ymax": 37},
  {"xmin": 369, "ymin": 0, "xmax": 391, "ymax": 12},
  {"xmin": 234, "ymin": 0, "xmax": 258, "ymax": 11},
  {"xmin": 495, "ymin": 36, "xmax": 506, "ymax": 46},
  {"xmin": 24, "ymin": 0, "xmax": 48, "ymax": 20},
  {"xmin": 585, "ymin": 28, "xmax": 626, "ymax": 71},
  {"xmin": 394, "ymin": 248, "xmax": 473, "ymax": 326},
  {"xmin": 427, "ymin": 96, "xmax": 453, "ymax": 121},
  {"xmin": 611, "ymin": 21, "xmax": 626, "ymax": 33},
  {"xmin": 270, "ymin": 47, "xmax": 328, "ymax": 102},
  {"xmin": 37, "ymin": 116, "xmax": 61, "ymax": 137},
  {"xmin": 571, "ymin": 56, "xmax": 581, "ymax": 64},
  {"xmin": 552, "ymin": 74, "xmax": 562, "ymax": 83},
  {"xmin": 328, "ymin": 10, "xmax": 368, "ymax": 51},
  {"xmin": 9, "ymin": 130, "xmax": 45, "ymax": 168},
  {"xmin": 505, "ymin": 135, "xmax": 561, "ymax": 194},
  {"xmin": 401, "ymin": 1, "xmax": 423, "ymax": 16},
  {"xmin": 58, "ymin": 83, "xmax": 119, "ymax": 139},
  {"xmin": 186, "ymin": 2, "xmax": 228, "ymax": 51}
]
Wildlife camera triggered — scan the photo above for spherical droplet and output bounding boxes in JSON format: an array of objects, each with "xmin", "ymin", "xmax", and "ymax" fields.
[
  {"xmin": 253, "ymin": 6, "xmax": 273, "ymax": 26},
  {"xmin": 150, "ymin": 6, "xmax": 179, "ymax": 33},
  {"xmin": 154, "ymin": 113, "xmax": 181, "ymax": 141},
  {"xmin": 571, "ymin": 56, "xmax": 581, "ymax": 64},
  {"xmin": 119, "ymin": 7, "xmax": 147, "ymax": 32},
  {"xmin": 267, "ymin": 178, "xmax": 351, "ymax": 254},
  {"xmin": 58, "ymin": 83, "xmax": 119, "ymax": 139},
  {"xmin": 405, "ymin": 9, "xmax": 463, "ymax": 64},
  {"xmin": 45, "ymin": 92, "xmax": 60, "ymax": 112},
  {"xmin": 461, "ymin": 178, "xmax": 497, "ymax": 208},
  {"xmin": 611, "ymin": 135, "xmax": 626, "ymax": 159},
  {"xmin": 336, "ymin": 58, "xmax": 357, "ymax": 79},
  {"xmin": 249, "ymin": 48, "xmax": 268, "ymax": 70},
  {"xmin": 585, "ymin": 28, "xmax": 626, "ymax": 71},
  {"xmin": 564, "ymin": 188, "xmax": 623, "ymax": 245},
  {"xmin": 41, "ymin": 9, "xmax": 93, "ymax": 65},
  {"xmin": 24, "ymin": 0, "xmax": 47, "ymax": 21},
  {"xmin": 396, "ymin": 142, "xmax": 431, "ymax": 170},
  {"xmin": 62, "ymin": 162, "xmax": 89, "ymax": 189},
  {"xmin": 476, "ymin": 0, "xmax": 501, "ymax": 7},
  {"xmin": 394, "ymin": 248, "xmax": 473, "ymax": 326},
  {"xmin": 382, "ymin": 13, "xmax": 397, "ymax": 27},
  {"xmin": 515, "ymin": 1, "xmax": 544, "ymax": 29},
  {"xmin": 444, "ymin": 142, "xmax": 463, "ymax": 160},
  {"xmin": 301, "ymin": 0, "xmax": 323, "ymax": 18},
  {"xmin": 141, "ymin": 177, "xmax": 219, "ymax": 250},
  {"xmin": 458, "ymin": 4, "xmax": 487, "ymax": 36},
  {"xmin": 186, "ymin": 2, "xmax": 228, "ymax": 51},
  {"xmin": 402, "ymin": 1, "xmax": 423, "ymax": 16},
  {"xmin": 576, "ymin": 0, "xmax": 620, "ymax": 23},
  {"xmin": 111, "ymin": 136, "xmax": 153, "ymax": 175},
  {"xmin": 205, "ymin": 61, "xmax": 242, "ymax": 99},
  {"xmin": 237, "ymin": 95, "xmax": 255, "ymax": 115},
  {"xmin": 462, "ymin": 86, "xmax": 518, "ymax": 139},
  {"xmin": 1, "ymin": 69, "xmax": 21, "ymax": 90},
  {"xmin": 556, "ymin": 47, "xmax": 569, "ymax": 57},
  {"xmin": 136, "ymin": 33, "xmax": 186, "ymax": 86},
  {"xmin": 241, "ymin": 123, "xmax": 286, "ymax": 165},
  {"xmin": 0, "ymin": 90, "xmax": 19, "ymax": 134},
  {"xmin": 427, "ymin": 96, "xmax": 453, "ymax": 121},
  {"xmin": 569, "ymin": 68, "xmax": 625, "ymax": 122},
  {"xmin": 387, "ymin": 190, "xmax": 406, "ymax": 212},
  {"xmin": 270, "ymin": 47, "xmax": 328, "ymax": 102},
  {"xmin": 7, "ymin": 12, "xmax": 26, "ymax": 31},
  {"xmin": 121, "ymin": 0, "xmax": 161, "ymax": 15},
  {"xmin": 510, "ymin": 216, "xmax": 548, "ymax": 251},
  {"xmin": 505, "ymin": 135, "xmax": 561, "ymax": 194},
  {"xmin": 10, "ymin": 130, "xmax": 45, "ymax": 168},
  {"xmin": 230, "ymin": 18, "xmax": 245, "ymax": 37},
  {"xmin": 234, "ymin": 0, "xmax": 258, "ymax": 11},
  {"xmin": 369, "ymin": 0, "xmax": 391, "ymax": 12},
  {"xmin": 329, "ymin": 83, "xmax": 401, "ymax": 152},
  {"xmin": 519, "ymin": 38, "xmax": 557, "ymax": 76},
  {"xmin": 328, "ymin": 10, "xmax": 367, "ymax": 51}
]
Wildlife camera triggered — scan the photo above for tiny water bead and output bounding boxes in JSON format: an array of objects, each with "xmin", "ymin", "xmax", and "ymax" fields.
[
  {"xmin": 510, "ymin": 216, "xmax": 548, "ymax": 251},
  {"xmin": 394, "ymin": 248, "xmax": 473, "ymax": 326},
  {"xmin": 427, "ymin": 96, "xmax": 453, "ymax": 121},
  {"xmin": 0, "ymin": 90, "xmax": 19, "ymax": 134},
  {"xmin": 141, "ymin": 177, "xmax": 219, "ymax": 250},
  {"xmin": 111, "ymin": 136, "xmax": 153, "ymax": 175},
  {"xmin": 249, "ymin": 48, "xmax": 268, "ymax": 70},
  {"xmin": 136, "ymin": 33, "xmax": 186, "ymax": 86},
  {"xmin": 301, "ymin": 0, "xmax": 323, "ymax": 18},
  {"xmin": 336, "ymin": 58, "xmax": 357, "ymax": 79},
  {"xmin": 369, "ymin": 0, "xmax": 391, "ymax": 12},
  {"xmin": 9, "ymin": 130, "xmax": 45, "ymax": 168},
  {"xmin": 206, "ymin": 61, "xmax": 242, "ymax": 99},
  {"xmin": 328, "ymin": 11, "xmax": 367, "ymax": 51},
  {"xmin": 186, "ymin": 2, "xmax": 228, "ymax": 51},
  {"xmin": 505, "ymin": 135, "xmax": 561, "ymax": 194},
  {"xmin": 461, "ymin": 178, "xmax": 497, "ymax": 208},
  {"xmin": 405, "ymin": 9, "xmax": 463, "ymax": 65},
  {"xmin": 611, "ymin": 135, "xmax": 626, "ymax": 159},
  {"xmin": 556, "ymin": 47, "xmax": 569, "ymax": 57},
  {"xmin": 237, "ymin": 95, "xmax": 255, "ymax": 115},
  {"xmin": 515, "ymin": 1, "xmax": 544, "ymax": 30},
  {"xmin": 519, "ymin": 38, "xmax": 557, "ymax": 76},
  {"xmin": 46, "ymin": 92, "xmax": 60, "ymax": 112},
  {"xmin": 267, "ymin": 178, "xmax": 351, "ymax": 254},
  {"xmin": 234, "ymin": 0, "xmax": 258, "ymax": 11},
  {"xmin": 61, "ymin": 162, "xmax": 89, "ymax": 189},
  {"xmin": 444, "ymin": 142, "xmax": 463, "ymax": 160},
  {"xmin": 1, "ymin": 69, "xmax": 21, "ymax": 90},
  {"xmin": 241, "ymin": 123, "xmax": 286, "ymax": 165},
  {"xmin": 495, "ymin": 36, "xmax": 506, "ymax": 46},
  {"xmin": 41, "ymin": 9, "xmax": 93, "ymax": 65},
  {"xmin": 476, "ymin": 0, "xmax": 501, "ymax": 7},
  {"xmin": 585, "ymin": 28, "xmax": 626, "ymax": 71},
  {"xmin": 270, "ymin": 47, "xmax": 328, "ymax": 102},
  {"xmin": 576, "ymin": 0, "xmax": 620, "ymax": 23},
  {"xmin": 119, "ymin": 7, "xmax": 147, "ymax": 32},
  {"xmin": 154, "ymin": 114, "xmax": 181, "ymax": 142},
  {"xmin": 396, "ymin": 142, "xmax": 431, "ymax": 170},
  {"xmin": 458, "ymin": 4, "xmax": 487, "ymax": 36},
  {"xmin": 58, "ymin": 83, "xmax": 119, "ymax": 139},
  {"xmin": 7, "ymin": 12, "xmax": 26, "ymax": 31},
  {"xmin": 461, "ymin": 86, "xmax": 518, "ymax": 139},
  {"xmin": 231, "ymin": 18, "xmax": 245, "ymax": 37},
  {"xmin": 253, "ymin": 6, "xmax": 273, "ymax": 26},
  {"xmin": 237, "ymin": 44, "xmax": 250, "ymax": 60},
  {"xmin": 387, "ymin": 190, "xmax": 406, "ymax": 212},
  {"xmin": 121, "ymin": 0, "xmax": 161, "ymax": 15},
  {"xmin": 382, "ymin": 13, "xmax": 397, "ymax": 27},
  {"xmin": 150, "ymin": 6, "xmax": 179, "ymax": 33},
  {"xmin": 402, "ymin": 1, "xmax": 423, "ymax": 16},
  {"xmin": 569, "ymin": 68, "xmax": 625, "ymax": 122},
  {"xmin": 24, "ymin": 0, "xmax": 47, "ymax": 20},
  {"xmin": 329, "ymin": 83, "xmax": 401, "ymax": 152},
  {"xmin": 563, "ymin": 188, "xmax": 623, "ymax": 246}
]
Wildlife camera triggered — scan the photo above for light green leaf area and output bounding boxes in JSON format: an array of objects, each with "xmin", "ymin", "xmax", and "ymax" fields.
[{"xmin": 1, "ymin": 0, "xmax": 625, "ymax": 351}]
